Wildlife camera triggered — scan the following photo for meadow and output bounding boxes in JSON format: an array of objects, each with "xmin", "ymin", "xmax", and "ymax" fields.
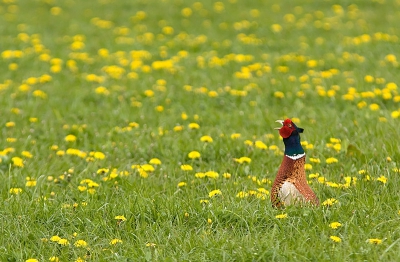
[{"xmin": 1, "ymin": 0, "xmax": 400, "ymax": 261}]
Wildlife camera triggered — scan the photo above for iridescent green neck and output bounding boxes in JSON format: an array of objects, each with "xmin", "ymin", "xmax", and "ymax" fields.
[{"xmin": 283, "ymin": 132, "xmax": 305, "ymax": 158}]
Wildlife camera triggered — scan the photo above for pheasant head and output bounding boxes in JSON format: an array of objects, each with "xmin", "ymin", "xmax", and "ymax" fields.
[{"xmin": 271, "ymin": 118, "xmax": 319, "ymax": 207}]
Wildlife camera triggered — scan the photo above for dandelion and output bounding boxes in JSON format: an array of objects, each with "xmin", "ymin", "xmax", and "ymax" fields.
[
  {"xmin": 50, "ymin": 235, "xmax": 61, "ymax": 242},
  {"xmin": 244, "ymin": 140, "xmax": 253, "ymax": 146},
  {"xmin": 369, "ymin": 103, "xmax": 380, "ymax": 111},
  {"xmin": 275, "ymin": 214, "xmax": 288, "ymax": 219},
  {"xmin": 205, "ymin": 171, "xmax": 219, "ymax": 179},
  {"xmin": 188, "ymin": 151, "xmax": 201, "ymax": 159},
  {"xmin": 222, "ymin": 173, "xmax": 231, "ymax": 179},
  {"xmin": 234, "ymin": 157, "xmax": 251, "ymax": 164},
  {"xmin": 326, "ymin": 157, "xmax": 338, "ymax": 164},
  {"xmin": 200, "ymin": 135, "xmax": 213, "ymax": 142},
  {"xmin": 146, "ymin": 242, "xmax": 156, "ymax": 247},
  {"xmin": 25, "ymin": 259, "xmax": 38, "ymax": 262},
  {"xmin": 141, "ymin": 164, "xmax": 155, "ymax": 172},
  {"xmin": 49, "ymin": 256, "xmax": 60, "ymax": 262},
  {"xmin": 207, "ymin": 218, "xmax": 212, "ymax": 224},
  {"xmin": 74, "ymin": 240, "xmax": 88, "ymax": 247},
  {"xmin": 180, "ymin": 164, "xmax": 193, "ymax": 171},
  {"xmin": 149, "ymin": 158, "xmax": 162, "ymax": 165},
  {"xmin": 309, "ymin": 158, "xmax": 321, "ymax": 163},
  {"xmin": 208, "ymin": 189, "xmax": 222, "ymax": 198},
  {"xmin": 110, "ymin": 238, "xmax": 123, "ymax": 245},
  {"xmin": 304, "ymin": 164, "xmax": 313, "ymax": 170},
  {"xmin": 65, "ymin": 134, "xmax": 77, "ymax": 142},
  {"xmin": 177, "ymin": 182, "xmax": 187, "ymax": 187},
  {"xmin": 9, "ymin": 188, "xmax": 22, "ymax": 194},
  {"xmin": 330, "ymin": 236, "xmax": 341, "ymax": 243},
  {"xmin": 173, "ymin": 125, "xmax": 184, "ymax": 132},
  {"xmin": 231, "ymin": 133, "xmax": 241, "ymax": 139},
  {"xmin": 58, "ymin": 238, "xmax": 69, "ymax": 246},
  {"xmin": 271, "ymin": 24, "xmax": 282, "ymax": 33},
  {"xmin": 115, "ymin": 215, "xmax": 127, "ymax": 221},
  {"xmin": 188, "ymin": 123, "xmax": 200, "ymax": 129},
  {"xmin": 329, "ymin": 222, "xmax": 342, "ymax": 229},
  {"xmin": 93, "ymin": 151, "xmax": 105, "ymax": 160},
  {"xmin": 255, "ymin": 140, "xmax": 268, "ymax": 149},
  {"xmin": 377, "ymin": 175, "xmax": 387, "ymax": 184},
  {"xmin": 200, "ymin": 199, "xmax": 209, "ymax": 204},
  {"xmin": 368, "ymin": 238, "xmax": 382, "ymax": 244},
  {"xmin": 274, "ymin": 91, "xmax": 285, "ymax": 98},
  {"xmin": 12, "ymin": 157, "xmax": 24, "ymax": 167},
  {"xmin": 26, "ymin": 177, "xmax": 37, "ymax": 187},
  {"xmin": 322, "ymin": 198, "xmax": 338, "ymax": 207},
  {"xmin": 5, "ymin": 121, "xmax": 15, "ymax": 127}
]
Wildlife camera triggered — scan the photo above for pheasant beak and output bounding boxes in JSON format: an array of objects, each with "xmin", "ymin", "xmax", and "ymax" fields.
[{"xmin": 274, "ymin": 120, "xmax": 284, "ymax": 130}]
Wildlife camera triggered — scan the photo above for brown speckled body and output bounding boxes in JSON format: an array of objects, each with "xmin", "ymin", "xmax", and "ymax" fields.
[{"xmin": 271, "ymin": 155, "xmax": 319, "ymax": 207}]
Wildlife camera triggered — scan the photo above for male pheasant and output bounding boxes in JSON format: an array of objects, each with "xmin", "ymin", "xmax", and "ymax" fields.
[{"xmin": 271, "ymin": 119, "xmax": 319, "ymax": 207}]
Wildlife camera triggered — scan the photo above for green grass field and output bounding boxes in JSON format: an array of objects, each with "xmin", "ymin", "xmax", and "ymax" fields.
[{"xmin": 1, "ymin": 0, "xmax": 400, "ymax": 261}]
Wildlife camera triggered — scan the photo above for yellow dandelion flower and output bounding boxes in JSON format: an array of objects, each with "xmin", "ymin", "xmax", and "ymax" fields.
[
  {"xmin": 195, "ymin": 172, "xmax": 206, "ymax": 178},
  {"xmin": 25, "ymin": 259, "xmax": 39, "ymax": 262},
  {"xmin": 110, "ymin": 238, "xmax": 123, "ymax": 245},
  {"xmin": 271, "ymin": 24, "xmax": 282, "ymax": 33},
  {"xmin": 5, "ymin": 121, "xmax": 15, "ymax": 127},
  {"xmin": 222, "ymin": 173, "xmax": 231, "ymax": 179},
  {"xmin": 180, "ymin": 164, "xmax": 193, "ymax": 171},
  {"xmin": 368, "ymin": 238, "xmax": 382, "ymax": 244},
  {"xmin": 21, "ymin": 151, "xmax": 33, "ymax": 158},
  {"xmin": 141, "ymin": 164, "xmax": 155, "ymax": 172},
  {"xmin": 9, "ymin": 188, "xmax": 22, "ymax": 195},
  {"xmin": 304, "ymin": 164, "xmax": 313, "ymax": 170},
  {"xmin": 200, "ymin": 199, "xmax": 209, "ymax": 204},
  {"xmin": 274, "ymin": 91, "xmax": 285, "ymax": 98},
  {"xmin": 329, "ymin": 222, "xmax": 342, "ymax": 229},
  {"xmin": 115, "ymin": 215, "xmax": 127, "ymax": 221},
  {"xmin": 74, "ymin": 240, "xmax": 88, "ymax": 247},
  {"xmin": 326, "ymin": 157, "xmax": 338, "ymax": 164},
  {"xmin": 65, "ymin": 134, "xmax": 77, "ymax": 142},
  {"xmin": 12, "ymin": 157, "xmax": 24, "ymax": 167},
  {"xmin": 200, "ymin": 135, "xmax": 213, "ymax": 142},
  {"xmin": 275, "ymin": 214, "xmax": 288, "ymax": 219},
  {"xmin": 255, "ymin": 140, "xmax": 268, "ymax": 149},
  {"xmin": 369, "ymin": 103, "xmax": 380, "ymax": 111},
  {"xmin": 188, "ymin": 123, "xmax": 200, "ymax": 129},
  {"xmin": 149, "ymin": 158, "xmax": 161, "ymax": 165},
  {"xmin": 93, "ymin": 151, "xmax": 105, "ymax": 159},
  {"xmin": 330, "ymin": 236, "xmax": 341, "ymax": 243},
  {"xmin": 177, "ymin": 182, "xmax": 187, "ymax": 187},
  {"xmin": 391, "ymin": 110, "xmax": 400, "ymax": 119},
  {"xmin": 244, "ymin": 140, "xmax": 254, "ymax": 146},
  {"xmin": 188, "ymin": 151, "xmax": 201, "ymax": 159},
  {"xmin": 49, "ymin": 256, "xmax": 59, "ymax": 262},
  {"xmin": 173, "ymin": 125, "xmax": 184, "ymax": 132},
  {"xmin": 322, "ymin": 198, "xmax": 338, "ymax": 207},
  {"xmin": 309, "ymin": 158, "xmax": 321, "ymax": 163},
  {"xmin": 234, "ymin": 156, "xmax": 251, "ymax": 164},
  {"xmin": 25, "ymin": 177, "xmax": 37, "ymax": 187},
  {"xmin": 205, "ymin": 171, "xmax": 219, "ymax": 179},
  {"xmin": 377, "ymin": 175, "xmax": 387, "ymax": 184},
  {"xmin": 208, "ymin": 189, "xmax": 222, "ymax": 198},
  {"xmin": 230, "ymin": 133, "xmax": 241, "ymax": 139},
  {"xmin": 57, "ymin": 238, "xmax": 69, "ymax": 246}
]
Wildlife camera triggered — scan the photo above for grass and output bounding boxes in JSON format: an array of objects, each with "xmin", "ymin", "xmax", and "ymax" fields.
[{"xmin": 1, "ymin": 0, "xmax": 400, "ymax": 261}]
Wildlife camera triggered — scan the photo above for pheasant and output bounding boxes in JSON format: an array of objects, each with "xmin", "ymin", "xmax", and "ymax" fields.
[{"xmin": 271, "ymin": 119, "xmax": 319, "ymax": 207}]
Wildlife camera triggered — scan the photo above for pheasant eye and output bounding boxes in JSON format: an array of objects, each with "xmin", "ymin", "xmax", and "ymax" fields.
[{"xmin": 288, "ymin": 124, "xmax": 292, "ymax": 127}]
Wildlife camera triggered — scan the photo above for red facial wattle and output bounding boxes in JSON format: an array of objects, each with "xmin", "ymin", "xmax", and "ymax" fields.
[
  {"xmin": 277, "ymin": 119, "xmax": 295, "ymax": 138},
  {"xmin": 279, "ymin": 126, "xmax": 293, "ymax": 138}
]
